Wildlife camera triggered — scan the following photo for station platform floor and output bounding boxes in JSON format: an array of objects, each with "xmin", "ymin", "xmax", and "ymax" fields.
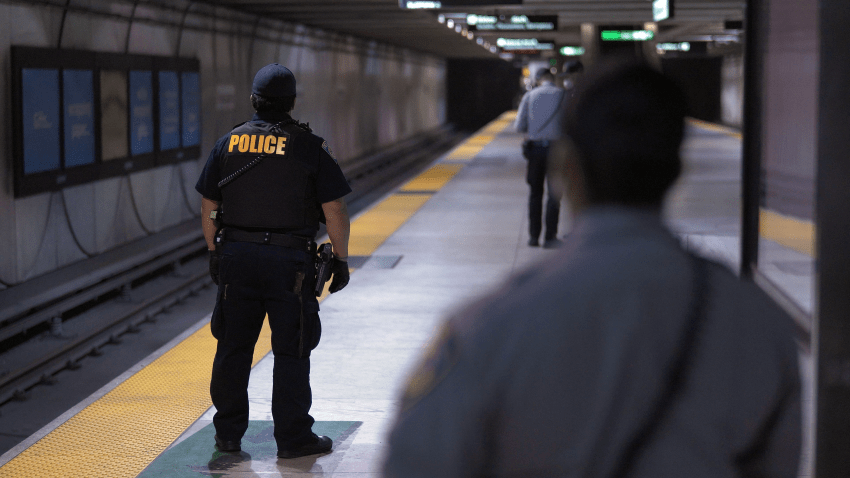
[{"xmin": 0, "ymin": 112, "xmax": 812, "ymax": 477}]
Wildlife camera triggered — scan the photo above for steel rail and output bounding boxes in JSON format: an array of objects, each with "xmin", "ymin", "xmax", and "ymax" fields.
[
  {"xmin": 0, "ymin": 239, "xmax": 206, "ymax": 344},
  {"xmin": 0, "ymin": 268, "xmax": 212, "ymax": 406}
]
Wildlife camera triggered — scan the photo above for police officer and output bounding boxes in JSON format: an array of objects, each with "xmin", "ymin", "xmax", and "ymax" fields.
[
  {"xmin": 195, "ymin": 63, "xmax": 351, "ymax": 459},
  {"xmin": 514, "ymin": 68, "xmax": 569, "ymax": 248}
]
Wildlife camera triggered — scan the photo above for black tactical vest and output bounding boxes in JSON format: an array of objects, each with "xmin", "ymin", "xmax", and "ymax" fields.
[{"xmin": 219, "ymin": 120, "xmax": 319, "ymax": 230}]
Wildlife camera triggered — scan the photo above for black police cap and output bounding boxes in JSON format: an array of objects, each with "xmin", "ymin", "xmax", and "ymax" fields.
[{"xmin": 252, "ymin": 63, "xmax": 296, "ymax": 98}]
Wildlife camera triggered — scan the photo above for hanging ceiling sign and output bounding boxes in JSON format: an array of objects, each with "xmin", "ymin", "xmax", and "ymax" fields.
[
  {"xmin": 399, "ymin": 0, "xmax": 521, "ymax": 7},
  {"xmin": 497, "ymin": 38, "xmax": 555, "ymax": 54},
  {"xmin": 653, "ymin": 0, "xmax": 673, "ymax": 22},
  {"xmin": 467, "ymin": 14, "xmax": 557, "ymax": 31},
  {"xmin": 656, "ymin": 42, "xmax": 690, "ymax": 52},
  {"xmin": 439, "ymin": 0, "xmax": 521, "ymax": 4},
  {"xmin": 400, "ymin": 1, "xmax": 441, "ymax": 8}
]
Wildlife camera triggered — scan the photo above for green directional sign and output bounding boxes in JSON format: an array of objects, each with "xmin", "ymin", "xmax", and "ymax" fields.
[{"xmin": 601, "ymin": 30, "xmax": 655, "ymax": 41}]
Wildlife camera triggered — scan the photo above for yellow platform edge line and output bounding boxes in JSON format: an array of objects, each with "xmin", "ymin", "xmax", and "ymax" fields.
[
  {"xmin": 348, "ymin": 194, "xmax": 432, "ymax": 257},
  {"xmin": 0, "ymin": 112, "xmax": 517, "ymax": 478},
  {"xmin": 686, "ymin": 117, "xmax": 742, "ymax": 139},
  {"xmin": 0, "ymin": 320, "xmax": 272, "ymax": 478},
  {"xmin": 683, "ymin": 119, "xmax": 814, "ymax": 257},
  {"xmin": 399, "ymin": 164, "xmax": 464, "ymax": 192},
  {"xmin": 760, "ymin": 208, "xmax": 816, "ymax": 257},
  {"xmin": 444, "ymin": 112, "xmax": 514, "ymax": 160}
]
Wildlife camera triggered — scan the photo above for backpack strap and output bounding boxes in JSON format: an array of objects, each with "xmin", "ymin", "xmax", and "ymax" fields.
[{"xmin": 608, "ymin": 255, "xmax": 711, "ymax": 478}]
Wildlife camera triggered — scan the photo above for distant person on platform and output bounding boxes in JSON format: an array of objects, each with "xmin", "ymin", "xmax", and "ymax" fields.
[
  {"xmin": 382, "ymin": 62, "xmax": 801, "ymax": 477},
  {"xmin": 514, "ymin": 68, "xmax": 569, "ymax": 248},
  {"xmin": 195, "ymin": 63, "xmax": 351, "ymax": 459}
]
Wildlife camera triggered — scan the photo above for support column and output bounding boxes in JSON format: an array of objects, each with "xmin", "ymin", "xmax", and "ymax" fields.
[
  {"xmin": 813, "ymin": 0, "xmax": 850, "ymax": 475},
  {"xmin": 579, "ymin": 23, "xmax": 599, "ymax": 67}
]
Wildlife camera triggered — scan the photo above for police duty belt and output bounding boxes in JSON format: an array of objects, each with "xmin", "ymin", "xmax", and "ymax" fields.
[{"xmin": 217, "ymin": 119, "xmax": 312, "ymax": 189}]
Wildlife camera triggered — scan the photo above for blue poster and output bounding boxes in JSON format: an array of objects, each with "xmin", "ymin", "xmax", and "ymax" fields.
[
  {"xmin": 63, "ymin": 69, "xmax": 95, "ymax": 168},
  {"xmin": 130, "ymin": 70, "xmax": 154, "ymax": 155},
  {"xmin": 159, "ymin": 71, "xmax": 180, "ymax": 150},
  {"xmin": 181, "ymin": 72, "xmax": 200, "ymax": 147},
  {"xmin": 22, "ymin": 68, "xmax": 61, "ymax": 174}
]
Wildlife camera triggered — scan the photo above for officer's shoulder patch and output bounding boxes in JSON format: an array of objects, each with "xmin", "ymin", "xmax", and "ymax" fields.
[
  {"xmin": 401, "ymin": 320, "xmax": 460, "ymax": 412},
  {"xmin": 321, "ymin": 141, "xmax": 337, "ymax": 163}
]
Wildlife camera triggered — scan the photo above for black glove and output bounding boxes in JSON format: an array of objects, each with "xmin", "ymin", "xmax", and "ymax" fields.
[
  {"xmin": 328, "ymin": 258, "xmax": 349, "ymax": 293},
  {"xmin": 209, "ymin": 250, "xmax": 220, "ymax": 285}
]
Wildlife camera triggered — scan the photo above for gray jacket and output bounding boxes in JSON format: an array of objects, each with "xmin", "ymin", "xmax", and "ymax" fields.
[
  {"xmin": 383, "ymin": 207, "xmax": 801, "ymax": 478},
  {"xmin": 514, "ymin": 81, "xmax": 568, "ymax": 141}
]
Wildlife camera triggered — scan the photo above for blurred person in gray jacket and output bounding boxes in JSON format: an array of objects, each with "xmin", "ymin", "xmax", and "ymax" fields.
[
  {"xmin": 382, "ymin": 62, "xmax": 801, "ymax": 478},
  {"xmin": 515, "ymin": 69, "xmax": 569, "ymax": 248}
]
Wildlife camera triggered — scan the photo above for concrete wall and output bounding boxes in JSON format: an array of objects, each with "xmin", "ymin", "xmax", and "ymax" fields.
[
  {"xmin": 760, "ymin": 0, "xmax": 818, "ymax": 220},
  {"xmin": 0, "ymin": 0, "xmax": 446, "ymax": 288}
]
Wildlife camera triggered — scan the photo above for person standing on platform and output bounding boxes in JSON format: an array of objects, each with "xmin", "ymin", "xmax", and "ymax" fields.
[
  {"xmin": 382, "ymin": 62, "xmax": 800, "ymax": 477},
  {"xmin": 195, "ymin": 63, "xmax": 352, "ymax": 459},
  {"xmin": 514, "ymin": 68, "xmax": 569, "ymax": 248}
]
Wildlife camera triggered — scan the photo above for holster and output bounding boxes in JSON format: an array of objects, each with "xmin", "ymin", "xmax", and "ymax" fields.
[
  {"xmin": 294, "ymin": 243, "xmax": 322, "ymax": 358},
  {"xmin": 313, "ymin": 243, "xmax": 334, "ymax": 296}
]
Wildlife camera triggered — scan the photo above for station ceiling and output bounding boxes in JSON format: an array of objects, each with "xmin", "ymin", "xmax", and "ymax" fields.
[{"xmin": 194, "ymin": 0, "xmax": 745, "ymax": 59}]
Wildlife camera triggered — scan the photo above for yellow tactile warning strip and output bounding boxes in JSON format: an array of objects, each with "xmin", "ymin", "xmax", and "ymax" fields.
[
  {"xmin": 348, "ymin": 194, "xmax": 433, "ymax": 257},
  {"xmin": 684, "ymin": 118, "xmax": 815, "ymax": 258},
  {"xmin": 686, "ymin": 117, "xmax": 743, "ymax": 139},
  {"xmin": 760, "ymin": 208, "xmax": 816, "ymax": 257},
  {"xmin": 0, "ymin": 112, "xmax": 515, "ymax": 478},
  {"xmin": 445, "ymin": 140, "xmax": 487, "ymax": 161},
  {"xmin": 399, "ymin": 164, "xmax": 464, "ymax": 193},
  {"xmin": 0, "ymin": 321, "xmax": 272, "ymax": 478},
  {"xmin": 483, "ymin": 110, "xmax": 516, "ymax": 133},
  {"xmin": 445, "ymin": 111, "xmax": 516, "ymax": 161}
]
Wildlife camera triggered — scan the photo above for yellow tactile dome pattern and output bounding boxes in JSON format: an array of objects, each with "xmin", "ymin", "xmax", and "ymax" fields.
[{"xmin": 0, "ymin": 322, "xmax": 272, "ymax": 478}]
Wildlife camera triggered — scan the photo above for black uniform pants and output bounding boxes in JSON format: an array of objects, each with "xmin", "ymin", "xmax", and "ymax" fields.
[
  {"xmin": 525, "ymin": 142, "xmax": 561, "ymax": 241},
  {"xmin": 210, "ymin": 240, "xmax": 321, "ymax": 451}
]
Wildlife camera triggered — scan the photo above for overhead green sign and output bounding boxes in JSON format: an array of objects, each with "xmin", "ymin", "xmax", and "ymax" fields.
[{"xmin": 601, "ymin": 30, "xmax": 655, "ymax": 41}]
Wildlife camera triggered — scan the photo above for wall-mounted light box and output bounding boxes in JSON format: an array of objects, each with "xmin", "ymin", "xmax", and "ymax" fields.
[{"xmin": 11, "ymin": 46, "xmax": 200, "ymax": 198}]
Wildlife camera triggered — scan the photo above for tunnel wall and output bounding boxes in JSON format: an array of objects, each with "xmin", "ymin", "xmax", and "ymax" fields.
[
  {"xmin": 661, "ymin": 56, "xmax": 723, "ymax": 123},
  {"xmin": 446, "ymin": 59, "xmax": 521, "ymax": 132},
  {"xmin": 0, "ymin": 0, "xmax": 446, "ymax": 287}
]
